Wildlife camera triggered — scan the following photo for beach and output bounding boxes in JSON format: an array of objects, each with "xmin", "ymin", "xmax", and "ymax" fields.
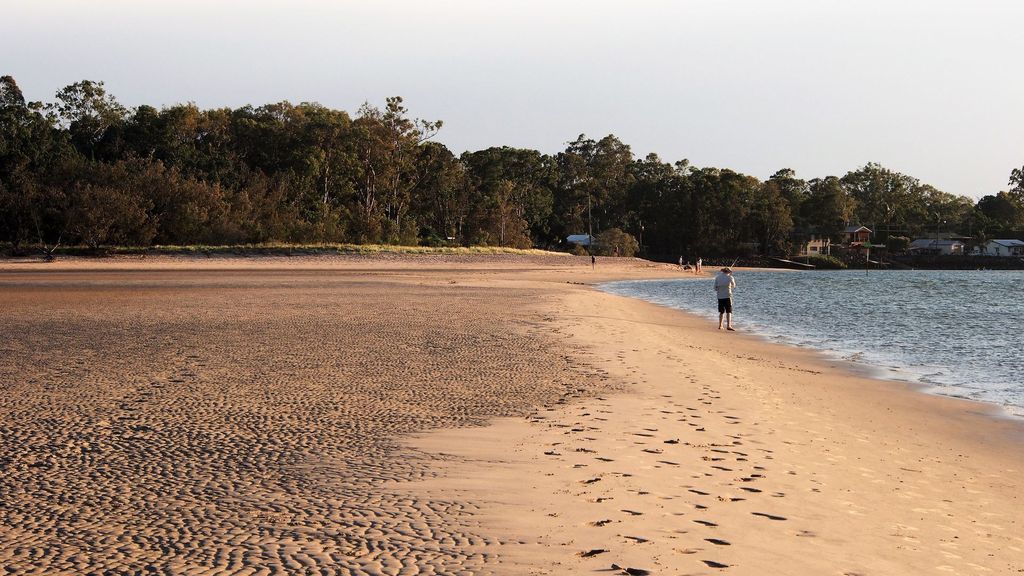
[{"xmin": 1, "ymin": 255, "xmax": 1022, "ymax": 575}]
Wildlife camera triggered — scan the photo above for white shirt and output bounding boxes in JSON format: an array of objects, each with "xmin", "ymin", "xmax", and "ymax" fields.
[{"xmin": 714, "ymin": 273, "xmax": 735, "ymax": 299}]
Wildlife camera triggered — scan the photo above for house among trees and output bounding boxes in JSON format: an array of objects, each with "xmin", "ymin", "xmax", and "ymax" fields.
[
  {"xmin": 844, "ymin": 226, "xmax": 872, "ymax": 245},
  {"xmin": 835, "ymin": 225, "xmax": 882, "ymax": 258},
  {"xmin": 977, "ymin": 239, "xmax": 1024, "ymax": 257},
  {"xmin": 909, "ymin": 238, "xmax": 965, "ymax": 255},
  {"xmin": 796, "ymin": 235, "xmax": 831, "ymax": 257}
]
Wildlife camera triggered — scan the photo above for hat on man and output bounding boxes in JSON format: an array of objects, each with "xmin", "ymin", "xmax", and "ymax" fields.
[{"xmin": 721, "ymin": 267, "xmax": 732, "ymax": 273}]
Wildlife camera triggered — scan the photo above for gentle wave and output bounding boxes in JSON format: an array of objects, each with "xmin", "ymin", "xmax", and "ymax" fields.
[{"xmin": 600, "ymin": 270, "xmax": 1024, "ymax": 417}]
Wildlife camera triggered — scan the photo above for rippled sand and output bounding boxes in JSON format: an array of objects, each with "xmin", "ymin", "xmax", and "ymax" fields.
[{"xmin": 0, "ymin": 256, "xmax": 635, "ymax": 575}]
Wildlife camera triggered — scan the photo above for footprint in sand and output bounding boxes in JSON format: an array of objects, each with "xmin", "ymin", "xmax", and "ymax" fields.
[
  {"xmin": 578, "ymin": 548, "xmax": 607, "ymax": 557},
  {"xmin": 751, "ymin": 512, "xmax": 787, "ymax": 521}
]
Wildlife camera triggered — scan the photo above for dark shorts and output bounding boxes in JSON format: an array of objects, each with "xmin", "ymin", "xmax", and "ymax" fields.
[{"xmin": 717, "ymin": 298, "xmax": 733, "ymax": 314}]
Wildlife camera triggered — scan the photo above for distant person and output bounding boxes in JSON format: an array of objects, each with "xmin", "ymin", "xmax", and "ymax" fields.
[
  {"xmin": 714, "ymin": 267, "xmax": 736, "ymax": 331},
  {"xmin": 679, "ymin": 256, "xmax": 684, "ymax": 268},
  {"xmin": 696, "ymin": 257, "xmax": 703, "ymax": 273},
  {"xmin": 591, "ymin": 254, "xmax": 596, "ymax": 269}
]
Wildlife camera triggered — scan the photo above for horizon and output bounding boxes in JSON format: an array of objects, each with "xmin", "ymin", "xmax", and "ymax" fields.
[{"xmin": 4, "ymin": 0, "xmax": 1023, "ymax": 199}]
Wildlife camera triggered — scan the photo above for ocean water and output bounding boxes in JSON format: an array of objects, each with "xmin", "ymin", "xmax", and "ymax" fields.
[{"xmin": 600, "ymin": 270, "xmax": 1024, "ymax": 417}]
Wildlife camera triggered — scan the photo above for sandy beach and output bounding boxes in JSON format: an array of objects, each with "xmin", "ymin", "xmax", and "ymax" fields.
[{"xmin": 1, "ymin": 254, "xmax": 1022, "ymax": 575}]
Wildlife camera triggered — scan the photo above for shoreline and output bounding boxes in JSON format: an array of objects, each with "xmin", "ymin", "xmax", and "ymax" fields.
[
  {"xmin": 599, "ymin": 272, "xmax": 1024, "ymax": 423},
  {"xmin": 3, "ymin": 254, "xmax": 1023, "ymax": 574}
]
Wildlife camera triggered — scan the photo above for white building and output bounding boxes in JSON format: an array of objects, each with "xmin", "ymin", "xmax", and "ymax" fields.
[
  {"xmin": 796, "ymin": 236, "xmax": 831, "ymax": 257},
  {"xmin": 909, "ymin": 238, "xmax": 965, "ymax": 255},
  {"xmin": 566, "ymin": 234, "xmax": 592, "ymax": 247},
  {"xmin": 979, "ymin": 239, "xmax": 1024, "ymax": 257}
]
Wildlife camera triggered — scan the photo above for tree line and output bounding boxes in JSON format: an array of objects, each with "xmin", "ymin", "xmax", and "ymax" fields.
[{"xmin": 2, "ymin": 75, "xmax": 1022, "ymax": 257}]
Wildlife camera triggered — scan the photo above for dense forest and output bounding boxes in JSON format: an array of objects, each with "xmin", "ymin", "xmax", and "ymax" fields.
[{"xmin": 2, "ymin": 75, "xmax": 1022, "ymax": 257}]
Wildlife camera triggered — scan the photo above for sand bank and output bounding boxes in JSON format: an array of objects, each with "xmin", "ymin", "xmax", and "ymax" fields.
[{"xmin": 1, "ymin": 255, "xmax": 1021, "ymax": 575}]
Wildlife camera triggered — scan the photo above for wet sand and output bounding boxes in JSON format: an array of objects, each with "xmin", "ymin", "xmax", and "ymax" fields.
[{"xmin": 1, "ymin": 255, "xmax": 1022, "ymax": 575}]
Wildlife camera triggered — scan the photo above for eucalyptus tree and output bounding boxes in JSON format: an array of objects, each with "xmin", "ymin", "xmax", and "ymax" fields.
[
  {"xmin": 283, "ymin": 102, "xmax": 358, "ymax": 241},
  {"xmin": 1011, "ymin": 165, "xmax": 1024, "ymax": 205},
  {"xmin": 751, "ymin": 177, "xmax": 794, "ymax": 255},
  {"xmin": 626, "ymin": 153, "xmax": 684, "ymax": 255},
  {"xmin": 916, "ymin": 184, "xmax": 975, "ymax": 237},
  {"xmin": 1, "ymin": 75, "xmax": 39, "ymax": 246},
  {"xmin": 802, "ymin": 176, "xmax": 854, "ymax": 241},
  {"xmin": 352, "ymin": 97, "xmax": 441, "ymax": 244},
  {"xmin": 683, "ymin": 167, "xmax": 760, "ymax": 255},
  {"xmin": 466, "ymin": 178, "xmax": 533, "ymax": 248},
  {"xmin": 554, "ymin": 134, "xmax": 634, "ymax": 242},
  {"xmin": 1011, "ymin": 166, "xmax": 1024, "ymax": 189},
  {"xmin": 0, "ymin": 75, "xmax": 75, "ymax": 250},
  {"xmin": 51, "ymin": 80, "xmax": 127, "ymax": 160},
  {"xmin": 977, "ymin": 191, "xmax": 1023, "ymax": 231},
  {"xmin": 411, "ymin": 141, "xmax": 471, "ymax": 243},
  {"xmin": 764, "ymin": 169, "xmax": 808, "ymax": 228},
  {"xmin": 461, "ymin": 146, "xmax": 556, "ymax": 245},
  {"xmin": 842, "ymin": 163, "xmax": 928, "ymax": 238}
]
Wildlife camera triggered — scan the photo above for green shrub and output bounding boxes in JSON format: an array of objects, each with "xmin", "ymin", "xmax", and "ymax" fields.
[
  {"xmin": 806, "ymin": 254, "xmax": 847, "ymax": 269},
  {"xmin": 567, "ymin": 243, "xmax": 588, "ymax": 256},
  {"xmin": 887, "ymin": 236, "xmax": 911, "ymax": 252},
  {"xmin": 593, "ymin": 228, "xmax": 639, "ymax": 257}
]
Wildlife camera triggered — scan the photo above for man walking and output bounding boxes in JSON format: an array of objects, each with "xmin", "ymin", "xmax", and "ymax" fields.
[{"xmin": 714, "ymin": 267, "xmax": 736, "ymax": 331}]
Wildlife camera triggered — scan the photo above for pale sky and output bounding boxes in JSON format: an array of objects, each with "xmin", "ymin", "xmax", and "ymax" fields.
[{"xmin": 4, "ymin": 0, "xmax": 1022, "ymax": 198}]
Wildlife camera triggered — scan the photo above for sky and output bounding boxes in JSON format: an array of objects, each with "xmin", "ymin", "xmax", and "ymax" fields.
[{"xmin": 3, "ymin": 0, "xmax": 1022, "ymax": 199}]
